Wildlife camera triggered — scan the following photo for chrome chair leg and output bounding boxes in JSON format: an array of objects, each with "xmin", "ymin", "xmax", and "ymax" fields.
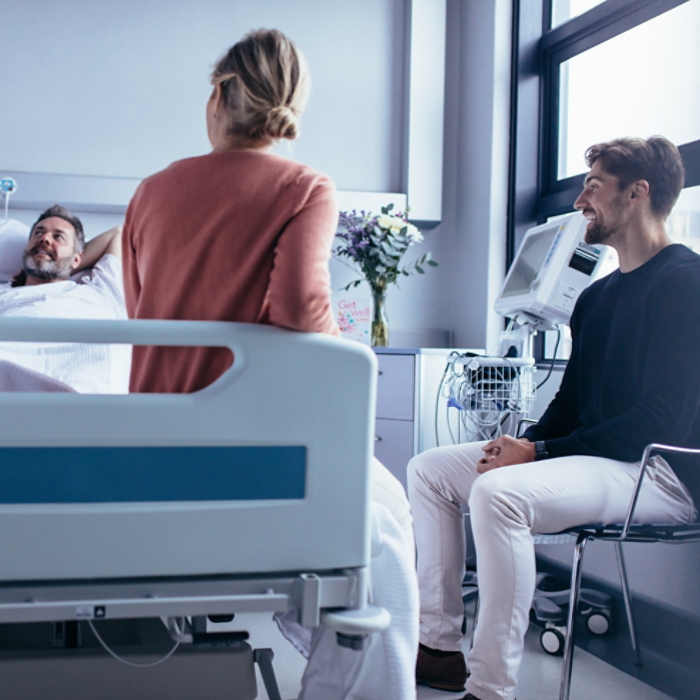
[
  {"xmin": 615, "ymin": 541, "xmax": 643, "ymax": 667},
  {"xmin": 560, "ymin": 535, "xmax": 588, "ymax": 700}
]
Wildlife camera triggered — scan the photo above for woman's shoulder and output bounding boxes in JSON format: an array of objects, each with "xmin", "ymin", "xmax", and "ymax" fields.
[
  {"xmin": 248, "ymin": 152, "xmax": 333, "ymax": 187},
  {"xmin": 130, "ymin": 152, "xmax": 335, "ymax": 216},
  {"xmin": 149, "ymin": 151, "xmax": 331, "ymax": 186}
]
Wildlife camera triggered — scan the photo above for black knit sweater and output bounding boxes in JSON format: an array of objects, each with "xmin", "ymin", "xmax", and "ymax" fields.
[{"xmin": 523, "ymin": 244, "xmax": 700, "ymax": 493}]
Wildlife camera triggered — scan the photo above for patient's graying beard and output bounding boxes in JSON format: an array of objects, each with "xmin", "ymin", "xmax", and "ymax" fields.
[{"xmin": 22, "ymin": 250, "xmax": 75, "ymax": 281}]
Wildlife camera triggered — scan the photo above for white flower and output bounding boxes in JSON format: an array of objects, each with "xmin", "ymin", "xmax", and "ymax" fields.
[
  {"xmin": 405, "ymin": 223, "xmax": 423, "ymax": 244},
  {"xmin": 376, "ymin": 214, "xmax": 399, "ymax": 230},
  {"xmin": 376, "ymin": 213, "xmax": 423, "ymax": 244}
]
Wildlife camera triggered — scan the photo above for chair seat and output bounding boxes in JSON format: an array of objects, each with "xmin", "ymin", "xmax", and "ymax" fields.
[{"xmin": 534, "ymin": 521, "xmax": 700, "ymax": 545}]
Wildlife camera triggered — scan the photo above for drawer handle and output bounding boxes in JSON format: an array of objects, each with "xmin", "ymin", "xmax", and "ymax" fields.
[
  {"xmin": 378, "ymin": 370, "xmax": 383, "ymax": 376},
  {"xmin": 374, "ymin": 436, "xmax": 382, "ymax": 442}
]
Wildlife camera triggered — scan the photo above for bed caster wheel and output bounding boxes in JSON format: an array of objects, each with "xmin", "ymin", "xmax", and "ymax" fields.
[
  {"xmin": 540, "ymin": 627, "xmax": 565, "ymax": 656},
  {"xmin": 585, "ymin": 610, "xmax": 611, "ymax": 636}
]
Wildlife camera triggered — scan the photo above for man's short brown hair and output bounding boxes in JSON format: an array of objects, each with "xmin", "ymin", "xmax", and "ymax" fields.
[
  {"xmin": 30, "ymin": 205, "xmax": 86, "ymax": 254},
  {"xmin": 585, "ymin": 136, "xmax": 685, "ymax": 220}
]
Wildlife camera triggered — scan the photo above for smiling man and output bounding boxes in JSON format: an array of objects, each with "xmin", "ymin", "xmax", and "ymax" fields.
[
  {"xmin": 21, "ymin": 212, "xmax": 86, "ymax": 284},
  {"xmin": 0, "ymin": 205, "xmax": 129, "ymax": 393},
  {"xmin": 408, "ymin": 136, "xmax": 700, "ymax": 700}
]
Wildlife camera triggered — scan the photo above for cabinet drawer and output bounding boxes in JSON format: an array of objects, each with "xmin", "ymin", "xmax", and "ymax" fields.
[
  {"xmin": 376, "ymin": 355, "xmax": 415, "ymax": 421},
  {"xmin": 374, "ymin": 418, "xmax": 415, "ymax": 493}
]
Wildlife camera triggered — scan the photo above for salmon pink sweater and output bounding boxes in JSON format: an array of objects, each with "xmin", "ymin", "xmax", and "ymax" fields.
[{"xmin": 123, "ymin": 150, "xmax": 339, "ymax": 393}]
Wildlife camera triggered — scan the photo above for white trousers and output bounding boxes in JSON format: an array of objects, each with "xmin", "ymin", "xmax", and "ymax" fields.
[{"xmin": 407, "ymin": 441, "xmax": 696, "ymax": 700}]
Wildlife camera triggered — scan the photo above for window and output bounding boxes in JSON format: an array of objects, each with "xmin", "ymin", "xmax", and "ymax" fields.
[
  {"xmin": 557, "ymin": 2, "xmax": 700, "ymax": 180},
  {"xmin": 508, "ymin": 0, "xmax": 700, "ymax": 362},
  {"xmin": 551, "ymin": 0, "xmax": 606, "ymax": 27}
]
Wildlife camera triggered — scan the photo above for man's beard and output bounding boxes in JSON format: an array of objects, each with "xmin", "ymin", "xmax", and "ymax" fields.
[
  {"xmin": 583, "ymin": 216, "xmax": 620, "ymax": 246},
  {"xmin": 22, "ymin": 249, "xmax": 74, "ymax": 281}
]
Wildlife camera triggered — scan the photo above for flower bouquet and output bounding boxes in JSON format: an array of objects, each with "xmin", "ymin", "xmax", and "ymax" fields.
[{"xmin": 333, "ymin": 204, "xmax": 438, "ymax": 346}]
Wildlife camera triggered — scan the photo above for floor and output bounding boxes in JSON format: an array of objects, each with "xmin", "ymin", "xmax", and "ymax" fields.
[
  {"xmin": 238, "ymin": 612, "xmax": 675, "ymax": 700},
  {"xmin": 0, "ymin": 612, "xmax": 676, "ymax": 699}
]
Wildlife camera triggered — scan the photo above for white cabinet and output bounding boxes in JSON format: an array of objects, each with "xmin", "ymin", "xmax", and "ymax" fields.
[
  {"xmin": 374, "ymin": 418, "xmax": 415, "ymax": 492},
  {"xmin": 376, "ymin": 355, "xmax": 415, "ymax": 421},
  {"xmin": 373, "ymin": 348, "xmax": 483, "ymax": 491}
]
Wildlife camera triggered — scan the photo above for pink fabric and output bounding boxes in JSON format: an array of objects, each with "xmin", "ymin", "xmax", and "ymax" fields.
[{"xmin": 123, "ymin": 150, "xmax": 339, "ymax": 393}]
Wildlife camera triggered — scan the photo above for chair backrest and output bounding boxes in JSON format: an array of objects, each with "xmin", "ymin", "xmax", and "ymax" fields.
[
  {"xmin": 668, "ymin": 453, "xmax": 700, "ymax": 512},
  {"xmin": 0, "ymin": 318, "xmax": 377, "ymax": 582}
]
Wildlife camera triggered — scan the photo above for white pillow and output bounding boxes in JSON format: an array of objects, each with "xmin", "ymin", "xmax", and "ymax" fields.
[{"xmin": 0, "ymin": 219, "xmax": 29, "ymax": 283}]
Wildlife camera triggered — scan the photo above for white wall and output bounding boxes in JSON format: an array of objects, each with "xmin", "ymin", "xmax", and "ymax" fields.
[
  {"xmin": 1, "ymin": 0, "xmax": 405, "ymax": 193},
  {"xmin": 1, "ymin": 0, "xmax": 513, "ymax": 346},
  {"xmin": 1, "ymin": 0, "xmax": 466, "ymax": 341},
  {"xmin": 446, "ymin": 0, "xmax": 512, "ymax": 350}
]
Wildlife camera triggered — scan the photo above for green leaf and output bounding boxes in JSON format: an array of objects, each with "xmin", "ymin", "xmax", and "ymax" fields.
[
  {"xmin": 415, "ymin": 266, "xmax": 425, "ymax": 274},
  {"xmin": 427, "ymin": 260, "xmax": 439, "ymax": 267},
  {"xmin": 381, "ymin": 206, "xmax": 388, "ymax": 215},
  {"xmin": 385, "ymin": 203, "xmax": 394, "ymax": 212},
  {"xmin": 402, "ymin": 270, "xmax": 410, "ymax": 276}
]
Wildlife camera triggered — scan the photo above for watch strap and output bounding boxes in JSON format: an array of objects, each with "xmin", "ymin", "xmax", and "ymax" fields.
[{"xmin": 534, "ymin": 440, "xmax": 549, "ymax": 461}]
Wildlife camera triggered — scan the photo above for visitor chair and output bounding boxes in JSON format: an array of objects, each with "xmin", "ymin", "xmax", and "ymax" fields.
[{"xmin": 535, "ymin": 442, "xmax": 700, "ymax": 700}]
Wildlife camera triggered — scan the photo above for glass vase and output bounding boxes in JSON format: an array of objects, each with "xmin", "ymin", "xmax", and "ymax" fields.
[{"xmin": 371, "ymin": 289, "xmax": 389, "ymax": 347}]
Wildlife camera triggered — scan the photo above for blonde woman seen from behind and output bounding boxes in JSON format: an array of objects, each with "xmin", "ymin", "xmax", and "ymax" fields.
[
  {"xmin": 124, "ymin": 29, "xmax": 336, "ymax": 393},
  {"xmin": 121, "ymin": 28, "xmax": 417, "ymax": 700}
]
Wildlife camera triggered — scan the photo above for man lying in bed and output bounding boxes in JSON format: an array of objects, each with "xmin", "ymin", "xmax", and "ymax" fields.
[{"xmin": 0, "ymin": 205, "xmax": 129, "ymax": 393}]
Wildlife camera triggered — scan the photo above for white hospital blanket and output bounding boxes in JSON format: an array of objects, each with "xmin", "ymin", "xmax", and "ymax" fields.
[
  {"xmin": 0, "ymin": 254, "xmax": 130, "ymax": 393},
  {"xmin": 278, "ymin": 500, "xmax": 419, "ymax": 700},
  {"xmin": 0, "ymin": 360, "xmax": 76, "ymax": 392}
]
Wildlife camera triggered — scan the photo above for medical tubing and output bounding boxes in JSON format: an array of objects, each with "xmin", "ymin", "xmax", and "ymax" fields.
[
  {"xmin": 435, "ymin": 352, "xmax": 461, "ymax": 447},
  {"xmin": 87, "ymin": 619, "xmax": 180, "ymax": 667},
  {"xmin": 446, "ymin": 398, "xmax": 458, "ymax": 445},
  {"xmin": 536, "ymin": 326, "xmax": 562, "ymax": 389}
]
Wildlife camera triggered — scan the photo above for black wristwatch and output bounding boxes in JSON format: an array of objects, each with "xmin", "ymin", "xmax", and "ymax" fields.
[{"xmin": 534, "ymin": 440, "xmax": 549, "ymax": 461}]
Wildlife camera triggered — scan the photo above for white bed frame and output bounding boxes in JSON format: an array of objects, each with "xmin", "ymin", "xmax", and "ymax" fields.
[{"xmin": 0, "ymin": 319, "xmax": 386, "ymax": 695}]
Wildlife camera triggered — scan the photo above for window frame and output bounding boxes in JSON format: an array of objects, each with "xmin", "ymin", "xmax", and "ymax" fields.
[{"xmin": 507, "ymin": 0, "xmax": 700, "ymax": 363}]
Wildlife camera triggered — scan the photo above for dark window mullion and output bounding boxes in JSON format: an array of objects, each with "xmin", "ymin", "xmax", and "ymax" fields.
[
  {"xmin": 538, "ymin": 140, "xmax": 700, "ymax": 221},
  {"xmin": 541, "ymin": 0, "xmax": 688, "ymax": 51},
  {"xmin": 680, "ymin": 139, "xmax": 700, "ymax": 188}
]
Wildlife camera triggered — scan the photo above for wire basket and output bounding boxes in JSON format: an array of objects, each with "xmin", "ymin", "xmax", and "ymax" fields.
[{"xmin": 441, "ymin": 355, "xmax": 536, "ymax": 442}]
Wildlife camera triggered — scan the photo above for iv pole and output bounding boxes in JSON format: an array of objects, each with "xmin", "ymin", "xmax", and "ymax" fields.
[{"xmin": 1, "ymin": 177, "xmax": 18, "ymax": 223}]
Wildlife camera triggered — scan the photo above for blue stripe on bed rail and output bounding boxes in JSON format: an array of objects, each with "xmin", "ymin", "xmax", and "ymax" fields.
[{"xmin": 0, "ymin": 446, "xmax": 306, "ymax": 504}]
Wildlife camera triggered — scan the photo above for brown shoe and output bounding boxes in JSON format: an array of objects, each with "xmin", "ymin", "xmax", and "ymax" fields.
[{"xmin": 416, "ymin": 643, "xmax": 468, "ymax": 692}]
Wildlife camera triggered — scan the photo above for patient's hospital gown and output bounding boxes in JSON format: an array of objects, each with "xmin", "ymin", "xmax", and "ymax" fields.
[{"xmin": 0, "ymin": 254, "xmax": 130, "ymax": 393}]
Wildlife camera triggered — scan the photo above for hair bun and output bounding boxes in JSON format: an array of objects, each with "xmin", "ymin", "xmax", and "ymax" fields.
[{"xmin": 264, "ymin": 105, "xmax": 299, "ymax": 140}]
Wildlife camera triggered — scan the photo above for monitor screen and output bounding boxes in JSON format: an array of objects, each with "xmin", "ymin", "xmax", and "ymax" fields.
[
  {"xmin": 568, "ymin": 243, "xmax": 599, "ymax": 276},
  {"xmin": 500, "ymin": 224, "xmax": 560, "ymax": 298}
]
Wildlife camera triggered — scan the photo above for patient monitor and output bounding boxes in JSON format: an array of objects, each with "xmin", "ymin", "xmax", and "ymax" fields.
[{"xmin": 495, "ymin": 212, "xmax": 607, "ymax": 326}]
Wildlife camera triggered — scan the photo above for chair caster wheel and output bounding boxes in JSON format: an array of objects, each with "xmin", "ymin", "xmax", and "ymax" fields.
[
  {"xmin": 585, "ymin": 610, "xmax": 612, "ymax": 636},
  {"xmin": 540, "ymin": 627, "xmax": 565, "ymax": 656}
]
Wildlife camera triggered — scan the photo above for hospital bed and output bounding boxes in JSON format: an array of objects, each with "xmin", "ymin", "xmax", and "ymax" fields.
[{"xmin": 0, "ymin": 318, "xmax": 389, "ymax": 699}]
